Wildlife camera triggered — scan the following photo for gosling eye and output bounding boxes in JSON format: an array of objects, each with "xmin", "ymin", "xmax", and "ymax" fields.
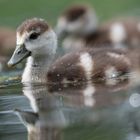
[{"xmin": 29, "ymin": 32, "xmax": 40, "ymax": 40}]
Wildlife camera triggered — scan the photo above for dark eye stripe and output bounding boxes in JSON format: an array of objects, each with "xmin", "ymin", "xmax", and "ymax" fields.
[{"xmin": 29, "ymin": 32, "xmax": 40, "ymax": 40}]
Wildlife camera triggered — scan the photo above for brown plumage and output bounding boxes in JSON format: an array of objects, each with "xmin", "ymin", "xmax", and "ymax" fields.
[
  {"xmin": 17, "ymin": 18, "xmax": 49, "ymax": 35},
  {"xmin": 47, "ymin": 52, "xmax": 87, "ymax": 84},
  {"xmin": 56, "ymin": 4, "xmax": 140, "ymax": 52},
  {"xmin": 0, "ymin": 27, "xmax": 16, "ymax": 71},
  {"xmin": 47, "ymin": 48, "xmax": 135, "ymax": 85},
  {"xmin": 0, "ymin": 27, "xmax": 16, "ymax": 56},
  {"xmin": 62, "ymin": 5, "xmax": 88, "ymax": 22},
  {"xmin": 102, "ymin": 18, "xmax": 140, "ymax": 47},
  {"xmin": 63, "ymin": 18, "xmax": 140, "ymax": 51}
]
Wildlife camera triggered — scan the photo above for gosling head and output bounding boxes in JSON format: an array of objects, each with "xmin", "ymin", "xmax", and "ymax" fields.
[
  {"xmin": 55, "ymin": 4, "xmax": 98, "ymax": 37},
  {"xmin": 8, "ymin": 18, "xmax": 57, "ymax": 67}
]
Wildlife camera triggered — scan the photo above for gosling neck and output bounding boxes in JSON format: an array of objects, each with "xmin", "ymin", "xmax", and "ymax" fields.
[
  {"xmin": 31, "ymin": 52, "xmax": 54, "ymax": 67},
  {"xmin": 22, "ymin": 54, "xmax": 55, "ymax": 84},
  {"xmin": 22, "ymin": 43, "xmax": 57, "ymax": 84}
]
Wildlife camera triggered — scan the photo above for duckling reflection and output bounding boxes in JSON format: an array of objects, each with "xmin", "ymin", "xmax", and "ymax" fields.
[
  {"xmin": 15, "ymin": 79, "xmax": 140, "ymax": 140},
  {"xmin": 14, "ymin": 82, "xmax": 140, "ymax": 140},
  {"xmin": 15, "ymin": 109, "xmax": 62, "ymax": 140},
  {"xmin": 16, "ymin": 80, "xmax": 140, "ymax": 140},
  {"xmin": 23, "ymin": 76, "xmax": 130, "ymax": 112}
]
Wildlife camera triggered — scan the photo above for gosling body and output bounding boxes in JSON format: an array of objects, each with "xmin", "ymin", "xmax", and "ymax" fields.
[{"xmin": 8, "ymin": 18, "xmax": 140, "ymax": 85}]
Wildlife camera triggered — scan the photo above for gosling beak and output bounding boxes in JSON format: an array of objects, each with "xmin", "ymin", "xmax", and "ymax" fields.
[{"xmin": 7, "ymin": 44, "xmax": 31, "ymax": 67}]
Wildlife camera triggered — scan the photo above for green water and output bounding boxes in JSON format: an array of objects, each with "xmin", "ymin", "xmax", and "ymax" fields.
[{"xmin": 0, "ymin": 0, "xmax": 140, "ymax": 140}]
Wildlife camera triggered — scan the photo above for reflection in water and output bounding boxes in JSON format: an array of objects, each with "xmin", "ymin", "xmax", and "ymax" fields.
[
  {"xmin": 0, "ymin": 84, "xmax": 30, "ymax": 140},
  {"xmin": 129, "ymin": 93, "xmax": 140, "ymax": 108},
  {"xmin": 11, "ymin": 79, "xmax": 140, "ymax": 140}
]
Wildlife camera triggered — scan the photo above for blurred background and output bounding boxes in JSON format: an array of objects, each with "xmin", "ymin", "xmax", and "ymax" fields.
[{"xmin": 0, "ymin": 0, "xmax": 140, "ymax": 28}]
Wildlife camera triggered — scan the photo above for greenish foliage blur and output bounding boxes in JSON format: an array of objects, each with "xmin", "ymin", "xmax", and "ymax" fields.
[{"xmin": 0, "ymin": 0, "xmax": 139, "ymax": 28}]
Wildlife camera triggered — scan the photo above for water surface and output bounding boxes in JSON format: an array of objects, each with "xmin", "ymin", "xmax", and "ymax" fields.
[{"xmin": 1, "ymin": 73, "xmax": 140, "ymax": 140}]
